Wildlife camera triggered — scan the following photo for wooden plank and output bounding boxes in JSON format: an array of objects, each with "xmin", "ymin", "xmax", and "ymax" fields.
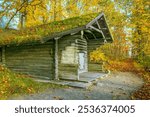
[
  {"xmin": 5, "ymin": 49, "xmax": 53, "ymax": 55},
  {"xmin": 6, "ymin": 43, "xmax": 53, "ymax": 50},
  {"xmin": 58, "ymin": 67, "xmax": 77, "ymax": 72},
  {"xmin": 11, "ymin": 71, "xmax": 53, "ymax": 80},
  {"xmin": 59, "ymin": 75, "xmax": 78, "ymax": 80},
  {"xmin": 6, "ymin": 59, "xmax": 54, "ymax": 65},
  {"xmin": 76, "ymin": 45, "xmax": 87, "ymax": 48},
  {"xmin": 54, "ymin": 39, "xmax": 58, "ymax": 80},
  {"xmin": 77, "ymin": 48, "xmax": 87, "ymax": 51},
  {"xmin": 5, "ymin": 42, "xmax": 55, "ymax": 80},
  {"xmin": 86, "ymin": 13, "xmax": 104, "ymax": 28},
  {"xmin": 76, "ymin": 39, "xmax": 87, "ymax": 43},
  {"xmin": 59, "ymin": 72, "xmax": 78, "ymax": 80},
  {"xmin": 10, "ymin": 70, "xmax": 53, "ymax": 75},
  {"xmin": 88, "ymin": 63, "xmax": 103, "ymax": 72},
  {"xmin": 8, "ymin": 56, "xmax": 53, "ymax": 60},
  {"xmin": 59, "ymin": 64, "xmax": 78, "ymax": 67},
  {"xmin": 6, "ymin": 54, "xmax": 53, "ymax": 59},
  {"xmin": 7, "ymin": 65, "xmax": 53, "ymax": 69},
  {"xmin": 43, "ymin": 26, "xmax": 86, "ymax": 42},
  {"xmin": 13, "ymin": 68, "xmax": 53, "ymax": 77},
  {"xmin": 12, "ymin": 68, "xmax": 53, "ymax": 73},
  {"xmin": 75, "ymin": 42, "xmax": 87, "ymax": 46}
]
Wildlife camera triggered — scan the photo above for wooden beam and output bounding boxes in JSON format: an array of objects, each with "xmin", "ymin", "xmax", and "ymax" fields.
[
  {"xmin": 96, "ymin": 20, "xmax": 101, "ymax": 29},
  {"xmin": 71, "ymin": 31, "xmax": 79, "ymax": 35},
  {"xmin": 86, "ymin": 12, "xmax": 104, "ymax": 28},
  {"xmin": 54, "ymin": 38, "xmax": 59, "ymax": 80},
  {"xmin": 102, "ymin": 14, "xmax": 114, "ymax": 41},
  {"xmin": 104, "ymin": 39, "xmax": 107, "ymax": 43},
  {"xmin": 89, "ymin": 25, "xmax": 106, "ymax": 39},
  {"xmin": 43, "ymin": 26, "xmax": 86, "ymax": 43},
  {"xmin": 54, "ymin": 37, "xmax": 61, "ymax": 40},
  {"xmin": 84, "ymin": 30, "xmax": 97, "ymax": 40},
  {"xmin": 81, "ymin": 30, "xmax": 84, "ymax": 39},
  {"xmin": 77, "ymin": 70, "xmax": 79, "ymax": 80},
  {"xmin": 96, "ymin": 20, "xmax": 108, "ymax": 43}
]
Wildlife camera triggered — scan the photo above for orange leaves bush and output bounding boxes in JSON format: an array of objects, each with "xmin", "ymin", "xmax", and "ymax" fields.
[
  {"xmin": 105, "ymin": 59, "xmax": 137, "ymax": 72},
  {"xmin": 90, "ymin": 50, "xmax": 107, "ymax": 63},
  {"xmin": 0, "ymin": 66, "xmax": 37, "ymax": 99},
  {"xmin": 133, "ymin": 82, "xmax": 150, "ymax": 99},
  {"xmin": 105, "ymin": 59, "xmax": 150, "ymax": 100},
  {"xmin": 132, "ymin": 71, "xmax": 150, "ymax": 100}
]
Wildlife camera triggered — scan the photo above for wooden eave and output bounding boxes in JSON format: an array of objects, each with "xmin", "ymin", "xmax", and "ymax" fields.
[{"xmin": 43, "ymin": 12, "xmax": 113, "ymax": 43}]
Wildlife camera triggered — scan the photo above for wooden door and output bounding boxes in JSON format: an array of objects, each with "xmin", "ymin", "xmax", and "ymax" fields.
[{"xmin": 79, "ymin": 52, "xmax": 86, "ymax": 73}]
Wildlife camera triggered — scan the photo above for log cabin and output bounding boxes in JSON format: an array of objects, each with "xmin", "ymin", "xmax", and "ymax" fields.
[{"xmin": 0, "ymin": 12, "xmax": 113, "ymax": 81}]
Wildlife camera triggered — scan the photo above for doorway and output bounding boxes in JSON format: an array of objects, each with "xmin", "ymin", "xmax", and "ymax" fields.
[{"xmin": 78, "ymin": 52, "xmax": 86, "ymax": 73}]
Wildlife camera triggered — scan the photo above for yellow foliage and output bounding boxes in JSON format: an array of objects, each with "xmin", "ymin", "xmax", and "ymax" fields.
[{"xmin": 90, "ymin": 50, "xmax": 107, "ymax": 63}]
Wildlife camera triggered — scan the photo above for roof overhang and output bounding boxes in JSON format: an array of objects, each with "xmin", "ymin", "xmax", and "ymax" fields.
[
  {"xmin": 43, "ymin": 12, "xmax": 113, "ymax": 43},
  {"xmin": 85, "ymin": 12, "xmax": 113, "ymax": 42},
  {"xmin": 1, "ymin": 12, "xmax": 113, "ymax": 46}
]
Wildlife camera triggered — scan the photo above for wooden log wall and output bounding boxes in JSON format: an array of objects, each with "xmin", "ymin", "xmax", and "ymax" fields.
[
  {"xmin": 5, "ymin": 41, "xmax": 55, "ymax": 80},
  {"xmin": 58, "ymin": 34, "xmax": 88, "ymax": 80},
  {"xmin": 58, "ymin": 35, "xmax": 79, "ymax": 80},
  {"xmin": 76, "ymin": 36, "xmax": 88, "ymax": 73}
]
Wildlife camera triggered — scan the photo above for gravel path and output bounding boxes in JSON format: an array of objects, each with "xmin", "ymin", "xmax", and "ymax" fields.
[{"xmin": 12, "ymin": 72, "xmax": 144, "ymax": 100}]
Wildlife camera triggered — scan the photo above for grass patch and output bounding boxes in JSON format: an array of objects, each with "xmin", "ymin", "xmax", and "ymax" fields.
[{"xmin": 0, "ymin": 66, "xmax": 67, "ymax": 100}]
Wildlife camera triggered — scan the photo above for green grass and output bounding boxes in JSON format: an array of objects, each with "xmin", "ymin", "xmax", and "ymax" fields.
[{"xmin": 0, "ymin": 66, "xmax": 66, "ymax": 100}]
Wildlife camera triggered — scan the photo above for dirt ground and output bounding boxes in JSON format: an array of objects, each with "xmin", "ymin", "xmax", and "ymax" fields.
[{"xmin": 12, "ymin": 72, "xmax": 144, "ymax": 100}]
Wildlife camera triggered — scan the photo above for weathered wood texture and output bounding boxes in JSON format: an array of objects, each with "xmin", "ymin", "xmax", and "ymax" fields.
[
  {"xmin": 76, "ymin": 35, "xmax": 88, "ymax": 73},
  {"xmin": 58, "ymin": 34, "xmax": 88, "ymax": 80},
  {"xmin": 54, "ymin": 39, "xmax": 58, "ymax": 80},
  {"xmin": 58, "ymin": 64, "xmax": 78, "ymax": 80},
  {"xmin": 5, "ymin": 41, "xmax": 55, "ymax": 80},
  {"xmin": 87, "ymin": 39, "xmax": 104, "ymax": 71},
  {"xmin": 58, "ymin": 35, "xmax": 79, "ymax": 80}
]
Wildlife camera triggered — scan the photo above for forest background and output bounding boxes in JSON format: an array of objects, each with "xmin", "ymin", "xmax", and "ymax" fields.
[{"xmin": 0, "ymin": 0, "xmax": 149, "ymax": 99}]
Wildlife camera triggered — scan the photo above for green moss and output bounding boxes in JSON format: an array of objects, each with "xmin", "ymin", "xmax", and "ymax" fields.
[
  {"xmin": 0, "ymin": 66, "xmax": 67, "ymax": 99},
  {"xmin": 0, "ymin": 13, "xmax": 99, "ymax": 46}
]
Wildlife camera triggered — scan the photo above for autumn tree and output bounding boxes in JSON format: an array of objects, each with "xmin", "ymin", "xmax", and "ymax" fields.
[
  {"xmin": 131, "ymin": 0, "xmax": 150, "ymax": 67},
  {"xmin": 0, "ymin": 0, "xmax": 48, "ymax": 28},
  {"xmin": 114, "ymin": 0, "xmax": 150, "ymax": 68}
]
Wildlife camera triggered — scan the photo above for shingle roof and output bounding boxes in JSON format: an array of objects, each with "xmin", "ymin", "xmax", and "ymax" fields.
[{"xmin": 0, "ymin": 12, "xmax": 112, "ymax": 46}]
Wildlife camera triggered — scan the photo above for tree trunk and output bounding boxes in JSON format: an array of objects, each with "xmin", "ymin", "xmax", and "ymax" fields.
[{"xmin": 20, "ymin": 0, "xmax": 28, "ymax": 29}]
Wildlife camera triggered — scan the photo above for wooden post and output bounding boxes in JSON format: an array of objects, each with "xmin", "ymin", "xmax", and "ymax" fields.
[
  {"xmin": 77, "ymin": 69, "xmax": 79, "ymax": 80},
  {"xmin": 54, "ymin": 38, "xmax": 59, "ymax": 80}
]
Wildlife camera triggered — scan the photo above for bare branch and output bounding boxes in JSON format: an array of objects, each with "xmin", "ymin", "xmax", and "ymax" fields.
[{"xmin": 5, "ymin": 1, "xmax": 28, "ymax": 28}]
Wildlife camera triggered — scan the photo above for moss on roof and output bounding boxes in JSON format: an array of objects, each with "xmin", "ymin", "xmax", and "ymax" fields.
[{"xmin": 0, "ymin": 13, "xmax": 99, "ymax": 46}]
